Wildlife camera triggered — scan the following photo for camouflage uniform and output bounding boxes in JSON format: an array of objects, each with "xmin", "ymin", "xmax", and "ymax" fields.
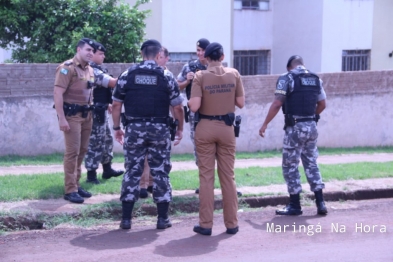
[
  {"xmin": 84, "ymin": 62, "xmax": 114, "ymax": 170},
  {"xmin": 277, "ymin": 65, "xmax": 326, "ymax": 195},
  {"xmin": 113, "ymin": 60, "xmax": 183, "ymax": 203},
  {"xmin": 177, "ymin": 59, "xmax": 207, "ymax": 165}
]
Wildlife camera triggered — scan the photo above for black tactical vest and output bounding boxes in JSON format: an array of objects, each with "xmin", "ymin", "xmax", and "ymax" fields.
[
  {"xmin": 186, "ymin": 60, "xmax": 207, "ymax": 100},
  {"xmin": 90, "ymin": 63, "xmax": 113, "ymax": 104},
  {"xmin": 124, "ymin": 66, "xmax": 170, "ymax": 118},
  {"xmin": 283, "ymin": 72, "xmax": 320, "ymax": 116}
]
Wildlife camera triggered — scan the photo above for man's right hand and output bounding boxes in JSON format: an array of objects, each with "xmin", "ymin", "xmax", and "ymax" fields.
[
  {"xmin": 186, "ymin": 72, "xmax": 195, "ymax": 81},
  {"xmin": 59, "ymin": 118, "xmax": 70, "ymax": 132}
]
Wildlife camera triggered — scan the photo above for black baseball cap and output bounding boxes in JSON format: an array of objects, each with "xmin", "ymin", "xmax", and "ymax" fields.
[
  {"xmin": 197, "ymin": 38, "xmax": 210, "ymax": 50},
  {"xmin": 140, "ymin": 39, "xmax": 162, "ymax": 50},
  {"xmin": 204, "ymin": 42, "xmax": 223, "ymax": 58}
]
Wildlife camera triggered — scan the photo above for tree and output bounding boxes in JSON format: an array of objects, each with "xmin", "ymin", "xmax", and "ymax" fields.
[{"xmin": 0, "ymin": 0, "xmax": 150, "ymax": 63}]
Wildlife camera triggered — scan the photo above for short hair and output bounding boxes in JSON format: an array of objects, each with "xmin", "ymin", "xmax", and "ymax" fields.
[
  {"xmin": 142, "ymin": 45, "xmax": 161, "ymax": 60},
  {"xmin": 76, "ymin": 38, "xmax": 95, "ymax": 51},
  {"xmin": 207, "ymin": 48, "xmax": 223, "ymax": 61},
  {"xmin": 161, "ymin": 46, "xmax": 169, "ymax": 57}
]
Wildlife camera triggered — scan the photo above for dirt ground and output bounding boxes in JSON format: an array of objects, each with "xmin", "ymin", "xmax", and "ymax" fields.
[{"xmin": 1, "ymin": 198, "xmax": 392, "ymax": 262}]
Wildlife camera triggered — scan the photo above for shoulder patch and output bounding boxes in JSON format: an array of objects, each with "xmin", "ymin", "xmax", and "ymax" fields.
[{"xmin": 60, "ymin": 68, "xmax": 68, "ymax": 75}]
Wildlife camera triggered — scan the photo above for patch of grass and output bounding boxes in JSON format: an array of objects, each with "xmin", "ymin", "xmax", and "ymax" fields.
[
  {"xmin": 1, "ymin": 162, "xmax": 393, "ymax": 202},
  {"xmin": 1, "ymin": 146, "xmax": 393, "ymax": 167}
]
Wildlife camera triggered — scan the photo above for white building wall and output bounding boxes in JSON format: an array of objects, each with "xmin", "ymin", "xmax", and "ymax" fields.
[
  {"xmin": 0, "ymin": 49, "xmax": 12, "ymax": 63},
  {"xmin": 233, "ymin": 10, "xmax": 273, "ymax": 50},
  {"xmin": 271, "ymin": 0, "xmax": 324, "ymax": 74},
  {"xmin": 371, "ymin": 0, "xmax": 393, "ymax": 70},
  {"xmin": 321, "ymin": 0, "xmax": 374, "ymax": 73}
]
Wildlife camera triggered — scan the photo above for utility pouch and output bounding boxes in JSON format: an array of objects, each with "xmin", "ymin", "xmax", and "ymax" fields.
[
  {"xmin": 194, "ymin": 111, "xmax": 200, "ymax": 129},
  {"xmin": 234, "ymin": 115, "xmax": 242, "ymax": 137},
  {"xmin": 184, "ymin": 106, "xmax": 189, "ymax": 123},
  {"xmin": 63, "ymin": 103, "xmax": 78, "ymax": 117},
  {"xmin": 93, "ymin": 103, "xmax": 108, "ymax": 125},
  {"xmin": 284, "ymin": 114, "xmax": 295, "ymax": 127},
  {"xmin": 224, "ymin": 113, "xmax": 235, "ymax": 126}
]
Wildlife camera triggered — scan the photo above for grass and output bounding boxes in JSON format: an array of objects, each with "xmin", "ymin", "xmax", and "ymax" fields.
[
  {"xmin": 0, "ymin": 162, "xmax": 392, "ymax": 202},
  {"xmin": 1, "ymin": 146, "xmax": 393, "ymax": 167}
]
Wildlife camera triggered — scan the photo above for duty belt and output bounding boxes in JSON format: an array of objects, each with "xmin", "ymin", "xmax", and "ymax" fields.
[
  {"xmin": 199, "ymin": 113, "xmax": 227, "ymax": 121},
  {"xmin": 294, "ymin": 117, "xmax": 315, "ymax": 123},
  {"xmin": 126, "ymin": 117, "xmax": 168, "ymax": 124}
]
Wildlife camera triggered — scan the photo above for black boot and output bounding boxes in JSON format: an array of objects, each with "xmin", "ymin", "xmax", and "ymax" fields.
[
  {"xmin": 276, "ymin": 194, "xmax": 303, "ymax": 215},
  {"xmin": 86, "ymin": 170, "xmax": 100, "ymax": 184},
  {"xmin": 314, "ymin": 190, "xmax": 328, "ymax": 215},
  {"xmin": 102, "ymin": 163, "xmax": 124, "ymax": 179},
  {"xmin": 156, "ymin": 202, "xmax": 172, "ymax": 229},
  {"xmin": 120, "ymin": 201, "xmax": 134, "ymax": 230}
]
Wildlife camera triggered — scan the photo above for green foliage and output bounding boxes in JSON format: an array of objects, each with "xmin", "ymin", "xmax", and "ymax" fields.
[{"xmin": 0, "ymin": 0, "xmax": 150, "ymax": 62}]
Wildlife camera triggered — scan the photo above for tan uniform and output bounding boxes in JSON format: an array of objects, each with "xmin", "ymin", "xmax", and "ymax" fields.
[
  {"xmin": 191, "ymin": 61, "xmax": 245, "ymax": 229},
  {"xmin": 54, "ymin": 56, "xmax": 94, "ymax": 194}
]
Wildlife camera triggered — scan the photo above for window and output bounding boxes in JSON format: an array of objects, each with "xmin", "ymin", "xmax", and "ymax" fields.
[
  {"xmin": 233, "ymin": 50, "xmax": 270, "ymax": 75},
  {"xmin": 168, "ymin": 52, "xmax": 197, "ymax": 63},
  {"xmin": 342, "ymin": 50, "xmax": 370, "ymax": 71},
  {"xmin": 234, "ymin": 0, "xmax": 270, "ymax": 11}
]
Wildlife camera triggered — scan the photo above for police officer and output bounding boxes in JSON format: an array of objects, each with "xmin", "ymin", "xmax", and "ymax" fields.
[
  {"xmin": 259, "ymin": 55, "xmax": 328, "ymax": 216},
  {"xmin": 139, "ymin": 46, "xmax": 178, "ymax": 198},
  {"xmin": 84, "ymin": 41, "xmax": 124, "ymax": 184},
  {"xmin": 177, "ymin": 38, "xmax": 242, "ymax": 197},
  {"xmin": 189, "ymin": 42, "xmax": 245, "ymax": 236},
  {"xmin": 177, "ymin": 38, "xmax": 210, "ymax": 170},
  {"xmin": 53, "ymin": 38, "xmax": 95, "ymax": 204},
  {"xmin": 111, "ymin": 39, "xmax": 184, "ymax": 230}
]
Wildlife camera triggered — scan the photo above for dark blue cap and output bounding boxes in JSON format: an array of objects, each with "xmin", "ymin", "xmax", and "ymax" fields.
[
  {"xmin": 140, "ymin": 39, "xmax": 161, "ymax": 50},
  {"xmin": 93, "ymin": 41, "xmax": 106, "ymax": 52},
  {"xmin": 287, "ymin": 55, "xmax": 302, "ymax": 68},
  {"xmin": 197, "ymin": 38, "xmax": 210, "ymax": 50},
  {"xmin": 204, "ymin": 42, "xmax": 223, "ymax": 58}
]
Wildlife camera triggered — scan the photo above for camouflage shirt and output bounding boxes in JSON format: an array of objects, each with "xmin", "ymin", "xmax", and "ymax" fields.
[
  {"xmin": 275, "ymin": 65, "xmax": 326, "ymax": 101},
  {"xmin": 113, "ymin": 60, "xmax": 183, "ymax": 107},
  {"xmin": 177, "ymin": 59, "xmax": 207, "ymax": 82},
  {"xmin": 90, "ymin": 62, "xmax": 112, "ymax": 88}
]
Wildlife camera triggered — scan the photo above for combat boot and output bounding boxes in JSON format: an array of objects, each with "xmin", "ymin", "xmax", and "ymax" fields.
[
  {"xmin": 120, "ymin": 201, "xmax": 134, "ymax": 230},
  {"xmin": 314, "ymin": 190, "xmax": 328, "ymax": 215},
  {"xmin": 276, "ymin": 194, "xmax": 303, "ymax": 215},
  {"xmin": 86, "ymin": 170, "xmax": 100, "ymax": 184},
  {"xmin": 102, "ymin": 163, "xmax": 124, "ymax": 179},
  {"xmin": 156, "ymin": 202, "xmax": 172, "ymax": 229}
]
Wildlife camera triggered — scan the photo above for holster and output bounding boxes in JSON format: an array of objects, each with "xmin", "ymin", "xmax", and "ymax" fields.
[
  {"xmin": 167, "ymin": 117, "xmax": 178, "ymax": 141},
  {"xmin": 234, "ymin": 115, "xmax": 242, "ymax": 137},
  {"xmin": 93, "ymin": 103, "xmax": 108, "ymax": 125},
  {"xmin": 193, "ymin": 111, "xmax": 200, "ymax": 130},
  {"xmin": 120, "ymin": 113, "xmax": 127, "ymax": 129},
  {"xmin": 184, "ymin": 106, "xmax": 190, "ymax": 123},
  {"xmin": 284, "ymin": 114, "xmax": 295, "ymax": 129},
  {"xmin": 224, "ymin": 113, "xmax": 235, "ymax": 126}
]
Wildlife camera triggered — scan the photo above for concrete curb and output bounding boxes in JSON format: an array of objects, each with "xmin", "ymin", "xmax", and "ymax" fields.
[{"xmin": 1, "ymin": 188, "xmax": 392, "ymax": 231}]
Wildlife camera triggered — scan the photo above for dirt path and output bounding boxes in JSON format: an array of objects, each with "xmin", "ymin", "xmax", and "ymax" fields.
[
  {"xmin": 1, "ymin": 153, "xmax": 393, "ymax": 176},
  {"xmin": 1, "ymin": 198, "xmax": 392, "ymax": 262}
]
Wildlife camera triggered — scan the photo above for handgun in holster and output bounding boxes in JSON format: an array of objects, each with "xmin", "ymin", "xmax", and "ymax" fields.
[
  {"xmin": 193, "ymin": 111, "xmax": 200, "ymax": 129},
  {"xmin": 234, "ymin": 115, "xmax": 242, "ymax": 137},
  {"xmin": 167, "ymin": 117, "xmax": 178, "ymax": 141},
  {"xmin": 120, "ymin": 113, "xmax": 128, "ymax": 129}
]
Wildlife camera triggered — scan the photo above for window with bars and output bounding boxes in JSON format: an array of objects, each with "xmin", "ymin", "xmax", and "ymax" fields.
[
  {"xmin": 168, "ymin": 52, "xmax": 197, "ymax": 63},
  {"xmin": 342, "ymin": 50, "xmax": 370, "ymax": 71},
  {"xmin": 234, "ymin": 0, "xmax": 270, "ymax": 11},
  {"xmin": 233, "ymin": 50, "xmax": 270, "ymax": 75}
]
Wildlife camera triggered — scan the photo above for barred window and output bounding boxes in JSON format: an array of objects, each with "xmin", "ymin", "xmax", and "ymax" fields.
[
  {"xmin": 233, "ymin": 50, "xmax": 270, "ymax": 76},
  {"xmin": 168, "ymin": 52, "xmax": 197, "ymax": 63},
  {"xmin": 234, "ymin": 0, "xmax": 270, "ymax": 10},
  {"xmin": 342, "ymin": 50, "xmax": 370, "ymax": 71}
]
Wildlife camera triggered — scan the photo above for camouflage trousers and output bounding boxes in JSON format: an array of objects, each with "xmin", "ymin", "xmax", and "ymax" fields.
[
  {"xmin": 84, "ymin": 114, "xmax": 114, "ymax": 171},
  {"xmin": 189, "ymin": 111, "xmax": 199, "ymax": 166},
  {"xmin": 120, "ymin": 122, "xmax": 172, "ymax": 203},
  {"xmin": 282, "ymin": 121, "xmax": 325, "ymax": 195}
]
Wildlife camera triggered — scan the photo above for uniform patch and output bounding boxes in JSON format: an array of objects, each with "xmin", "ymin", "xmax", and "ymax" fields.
[
  {"xmin": 135, "ymin": 75, "xmax": 158, "ymax": 85},
  {"xmin": 277, "ymin": 80, "xmax": 285, "ymax": 89},
  {"xmin": 301, "ymin": 77, "xmax": 317, "ymax": 86},
  {"xmin": 60, "ymin": 68, "xmax": 68, "ymax": 75}
]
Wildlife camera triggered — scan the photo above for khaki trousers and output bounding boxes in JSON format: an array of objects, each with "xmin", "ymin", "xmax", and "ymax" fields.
[
  {"xmin": 140, "ymin": 156, "xmax": 153, "ymax": 188},
  {"xmin": 195, "ymin": 119, "xmax": 238, "ymax": 229},
  {"xmin": 63, "ymin": 112, "xmax": 92, "ymax": 194}
]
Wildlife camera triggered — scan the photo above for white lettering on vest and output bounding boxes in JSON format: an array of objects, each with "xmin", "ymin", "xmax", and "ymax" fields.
[{"xmin": 135, "ymin": 75, "xmax": 158, "ymax": 85}]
